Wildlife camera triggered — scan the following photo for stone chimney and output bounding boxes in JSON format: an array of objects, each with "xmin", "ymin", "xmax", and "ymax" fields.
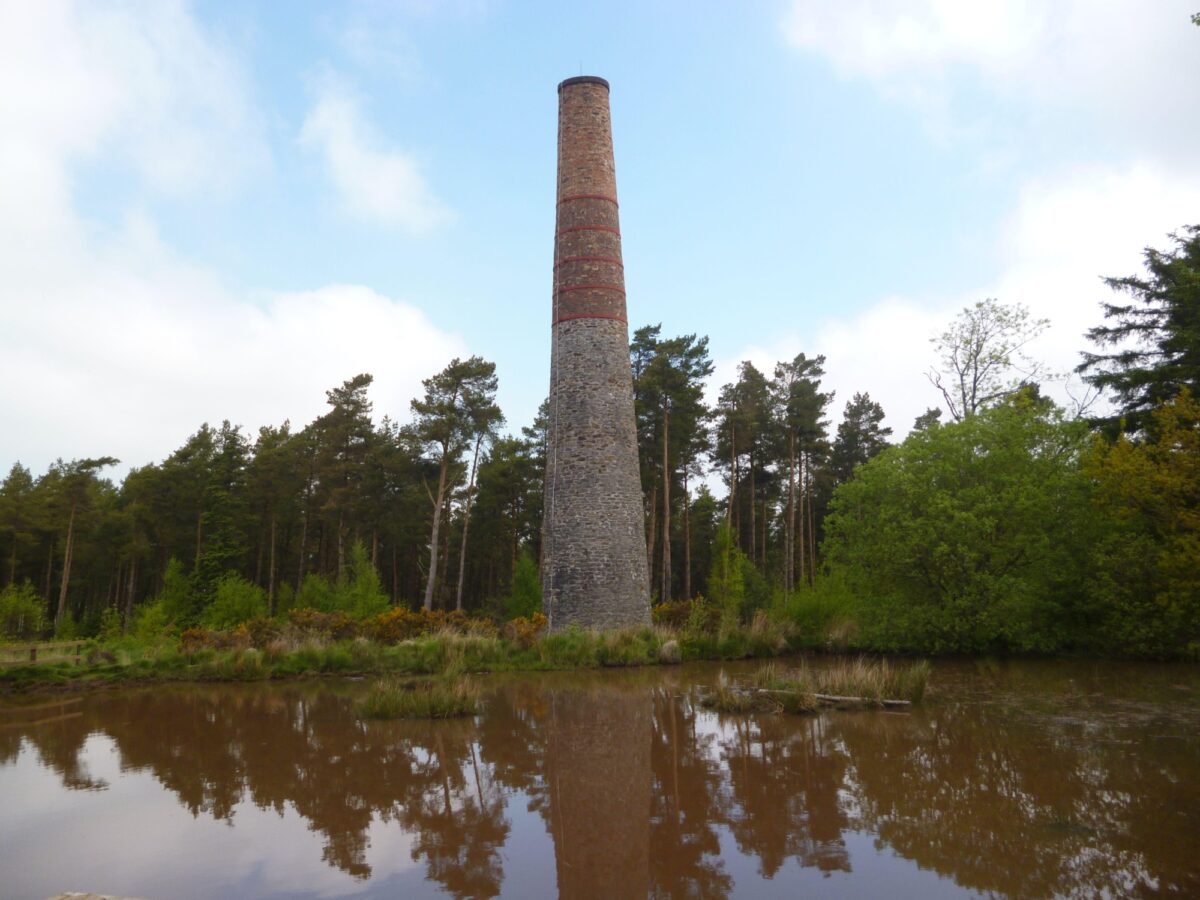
[{"xmin": 542, "ymin": 76, "xmax": 651, "ymax": 629}]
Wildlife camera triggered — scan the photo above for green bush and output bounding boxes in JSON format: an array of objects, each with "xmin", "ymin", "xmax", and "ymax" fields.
[
  {"xmin": 98, "ymin": 606, "xmax": 123, "ymax": 642},
  {"xmin": 506, "ymin": 552, "xmax": 543, "ymax": 620},
  {"xmin": 132, "ymin": 600, "xmax": 171, "ymax": 641},
  {"xmin": 202, "ymin": 574, "xmax": 268, "ymax": 630},
  {"xmin": 297, "ymin": 573, "xmax": 337, "ymax": 613},
  {"xmin": 158, "ymin": 557, "xmax": 199, "ymax": 626},
  {"xmin": 707, "ymin": 524, "xmax": 746, "ymax": 619},
  {"xmin": 0, "ymin": 582, "xmax": 46, "ymax": 640},
  {"xmin": 341, "ymin": 541, "xmax": 389, "ymax": 619},
  {"xmin": 821, "ymin": 398, "xmax": 1094, "ymax": 654}
]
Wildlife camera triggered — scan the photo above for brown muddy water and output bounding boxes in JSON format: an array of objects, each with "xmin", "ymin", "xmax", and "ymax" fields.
[{"xmin": 1, "ymin": 659, "xmax": 1198, "ymax": 899}]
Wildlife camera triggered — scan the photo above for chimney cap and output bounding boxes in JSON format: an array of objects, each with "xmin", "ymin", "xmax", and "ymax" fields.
[{"xmin": 558, "ymin": 75, "xmax": 610, "ymax": 93}]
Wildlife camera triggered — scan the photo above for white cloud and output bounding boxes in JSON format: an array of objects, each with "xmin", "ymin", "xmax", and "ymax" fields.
[
  {"xmin": 300, "ymin": 76, "xmax": 454, "ymax": 232},
  {"xmin": 781, "ymin": 0, "xmax": 1200, "ymax": 161},
  {"xmin": 0, "ymin": 1, "xmax": 267, "ymax": 199},
  {"xmin": 0, "ymin": 2, "xmax": 466, "ymax": 477},
  {"xmin": 715, "ymin": 162, "xmax": 1200, "ymax": 440},
  {"xmin": 766, "ymin": 1, "xmax": 1200, "ymax": 437}
]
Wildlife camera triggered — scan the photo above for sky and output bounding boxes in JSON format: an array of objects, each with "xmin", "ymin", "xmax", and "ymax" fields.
[{"xmin": 2, "ymin": 0, "xmax": 1199, "ymax": 479}]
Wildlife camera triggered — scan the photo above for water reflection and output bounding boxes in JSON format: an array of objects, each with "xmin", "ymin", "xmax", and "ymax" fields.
[{"xmin": 2, "ymin": 661, "xmax": 1198, "ymax": 898}]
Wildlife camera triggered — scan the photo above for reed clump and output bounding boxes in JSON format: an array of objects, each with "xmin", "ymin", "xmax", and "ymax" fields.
[
  {"xmin": 755, "ymin": 657, "xmax": 930, "ymax": 704},
  {"xmin": 356, "ymin": 677, "xmax": 480, "ymax": 720},
  {"xmin": 704, "ymin": 657, "xmax": 929, "ymax": 716}
]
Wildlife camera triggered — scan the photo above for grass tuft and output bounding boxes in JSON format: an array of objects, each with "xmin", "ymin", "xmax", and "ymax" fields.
[{"xmin": 356, "ymin": 677, "xmax": 480, "ymax": 720}]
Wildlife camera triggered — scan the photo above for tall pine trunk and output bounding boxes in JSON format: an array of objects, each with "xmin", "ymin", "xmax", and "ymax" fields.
[
  {"xmin": 661, "ymin": 403, "xmax": 671, "ymax": 603},
  {"xmin": 727, "ymin": 423, "xmax": 737, "ymax": 526},
  {"xmin": 423, "ymin": 453, "xmax": 451, "ymax": 611},
  {"xmin": 806, "ymin": 455, "xmax": 817, "ymax": 586},
  {"xmin": 337, "ymin": 512, "xmax": 345, "ymax": 580},
  {"xmin": 43, "ymin": 538, "xmax": 54, "ymax": 601},
  {"xmin": 645, "ymin": 483, "xmax": 657, "ymax": 594},
  {"xmin": 55, "ymin": 502, "xmax": 77, "ymax": 629},
  {"xmin": 797, "ymin": 450, "xmax": 807, "ymax": 588},
  {"xmin": 786, "ymin": 431, "xmax": 796, "ymax": 594},
  {"xmin": 124, "ymin": 554, "xmax": 137, "ymax": 629},
  {"xmin": 455, "ymin": 435, "xmax": 483, "ymax": 612},
  {"xmin": 292, "ymin": 472, "xmax": 307, "ymax": 592},
  {"xmin": 682, "ymin": 468, "xmax": 692, "ymax": 601},
  {"xmin": 268, "ymin": 513, "xmax": 277, "ymax": 614},
  {"xmin": 749, "ymin": 451, "xmax": 756, "ymax": 561}
]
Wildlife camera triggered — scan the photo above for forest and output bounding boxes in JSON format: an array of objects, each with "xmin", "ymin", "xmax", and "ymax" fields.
[{"xmin": 1, "ymin": 226, "xmax": 1197, "ymax": 659}]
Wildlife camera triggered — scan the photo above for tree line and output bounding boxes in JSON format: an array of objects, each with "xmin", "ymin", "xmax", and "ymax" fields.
[{"xmin": 1, "ymin": 226, "xmax": 1197, "ymax": 656}]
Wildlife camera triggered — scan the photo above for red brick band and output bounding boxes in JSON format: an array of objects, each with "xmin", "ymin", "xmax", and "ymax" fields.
[
  {"xmin": 557, "ymin": 193, "xmax": 619, "ymax": 208},
  {"xmin": 554, "ymin": 283, "xmax": 626, "ymax": 295},
  {"xmin": 553, "ymin": 255, "xmax": 624, "ymax": 269},
  {"xmin": 556, "ymin": 225, "xmax": 621, "ymax": 237},
  {"xmin": 552, "ymin": 312, "xmax": 628, "ymax": 326}
]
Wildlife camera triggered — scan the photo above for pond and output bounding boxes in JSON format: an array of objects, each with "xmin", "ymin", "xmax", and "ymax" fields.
[{"xmin": 1, "ymin": 659, "xmax": 1198, "ymax": 898}]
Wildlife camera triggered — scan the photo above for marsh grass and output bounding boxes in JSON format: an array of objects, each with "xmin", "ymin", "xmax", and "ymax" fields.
[
  {"xmin": 705, "ymin": 657, "xmax": 930, "ymax": 716},
  {"xmin": 755, "ymin": 657, "xmax": 930, "ymax": 705},
  {"xmin": 356, "ymin": 677, "xmax": 480, "ymax": 720}
]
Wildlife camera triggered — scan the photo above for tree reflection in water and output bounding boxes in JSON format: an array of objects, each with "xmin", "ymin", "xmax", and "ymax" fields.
[{"xmin": 7, "ymin": 661, "xmax": 1199, "ymax": 898}]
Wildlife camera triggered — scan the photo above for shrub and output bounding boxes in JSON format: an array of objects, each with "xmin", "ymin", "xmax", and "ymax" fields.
[
  {"xmin": 822, "ymin": 399, "xmax": 1094, "ymax": 654},
  {"xmin": 708, "ymin": 524, "xmax": 746, "ymax": 619},
  {"xmin": 158, "ymin": 557, "xmax": 199, "ymax": 626},
  {"xmin": 98, "ymin": 606, "xmax": 123, "ymax": 642},
  {"xmin": 342, "ymin": 542, "xmax": 390, "ymax": 619},
  {"xmin": 243, "ymin": 616, "xmax": 282, "ymax": 650},
  {"xmin": 132, "ymin": 600, "xmax": 171, "ymax": 642},
  {"xmin": 297, "ymin": 573, "xmax": 337, "ymax": 613},
  {"xmin": 0, "ymin": 582, "xmax": 46, "ymax": 640},
  {"xmin": 365, "ymin": 607, "xmax": 426, "ymax": 644},
  {"xmin": 203, "ymin": 574, "xmax": 268, "ymax": 630},
  {"xmin": 651, "ymin": 598, "xmax": 693, "ymax": 629},
  {"xmin": 274, "ymin": 582, "xmax": 296, "ymax": 617},
  {"xmin": 506, "ymin": 552, "xmax": 543, "ymax": 620},
  {"xmin": 287, "ymin": 608, "xmax": 359, "ymax": 640},
  {"xmin": 503, "ymin": 612, "xmax": 548, "ymax": 648}
]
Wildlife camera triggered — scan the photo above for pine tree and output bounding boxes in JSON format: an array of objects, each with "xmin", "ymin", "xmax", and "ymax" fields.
[{"xmin": 1078, "ymin": 226, "xmax": 1200, "ymax": 433}]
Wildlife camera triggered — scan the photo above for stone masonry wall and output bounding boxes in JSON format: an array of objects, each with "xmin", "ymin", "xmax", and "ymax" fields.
[{"xmin": 542, "ymin": 76, "xmax": 651, "ymax": 630}]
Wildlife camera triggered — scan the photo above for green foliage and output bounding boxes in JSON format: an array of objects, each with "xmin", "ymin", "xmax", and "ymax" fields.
[
  {"xmin": 1078, "ymin": 226, "xmax": 1200, "ymax": 433},
  {"xmin": 291, "ymin": 545, "xmax": 389, "ymax": 619},
  {"xmin": 54, "ymin": 614, "xmax": 81, "ymax": 640},
  {"xmin": 830, "ymin": 392, "xmax": 892, "ymax": 483},
  {"xmin": 341, "ymin": 541, "xmax": 389, "ymax": 619},
  {"xmin": 821, "ymin": 398, "xmax": 1094, "ymax": 654},
  {"xmin": 707, "ymin": 524, "xmax": 746, "ymax": 617},
  {"xmin": 297, "ymin": 573, "xmax": 337, "ymax": 613},
  {"xmin": 98, "ymin": 606, "xmax": 123, "ymax": 642},
  {"xmin": 132, "ymin": 600, "xmax": 171, "ymax": 642},
  {"xmin": 274, "ymin": 581, "xmax": 296, "ymax": 616},
  {"xmin": 779, "ymin": 574, "xmax": 859, "ymax": 649},
  {"xmin": 0, "ymin": 582, "xmax": 45, "ymax": 639},
  {"xmin": 505, "ymin": 551, "xmax": 542, "ymax": 620},
  {"xmin": 202, "ymin": 574, "xmax": 268, "ymax": 630},
  {"xmin": 158, "ymin": 558, "xmax": 198, "ymax": 626},
  {"xmin": 1083, "ymin": 391, "xmax": 1200, "ymax": 657}
]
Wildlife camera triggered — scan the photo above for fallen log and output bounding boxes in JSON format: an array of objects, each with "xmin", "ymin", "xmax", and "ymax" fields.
[{"xmin": 699, "ymin": 685, "xmax": 913, "ymax": 711}]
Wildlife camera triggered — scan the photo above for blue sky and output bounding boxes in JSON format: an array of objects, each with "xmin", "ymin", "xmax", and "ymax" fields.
[{"xmin": 3, "ymin": 1, "xmax": 1199, "ymax": 477}]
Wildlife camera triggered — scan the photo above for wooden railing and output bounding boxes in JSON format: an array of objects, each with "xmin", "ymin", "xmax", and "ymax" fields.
[{"xmin": 0, "ymin": 641, "xmax": 86, "ymax": 668}]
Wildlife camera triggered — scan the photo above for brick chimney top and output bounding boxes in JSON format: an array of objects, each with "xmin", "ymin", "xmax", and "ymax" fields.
[{"xmin": 558, "ymin": 75, "xmax": 610, "ymax": 92}]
